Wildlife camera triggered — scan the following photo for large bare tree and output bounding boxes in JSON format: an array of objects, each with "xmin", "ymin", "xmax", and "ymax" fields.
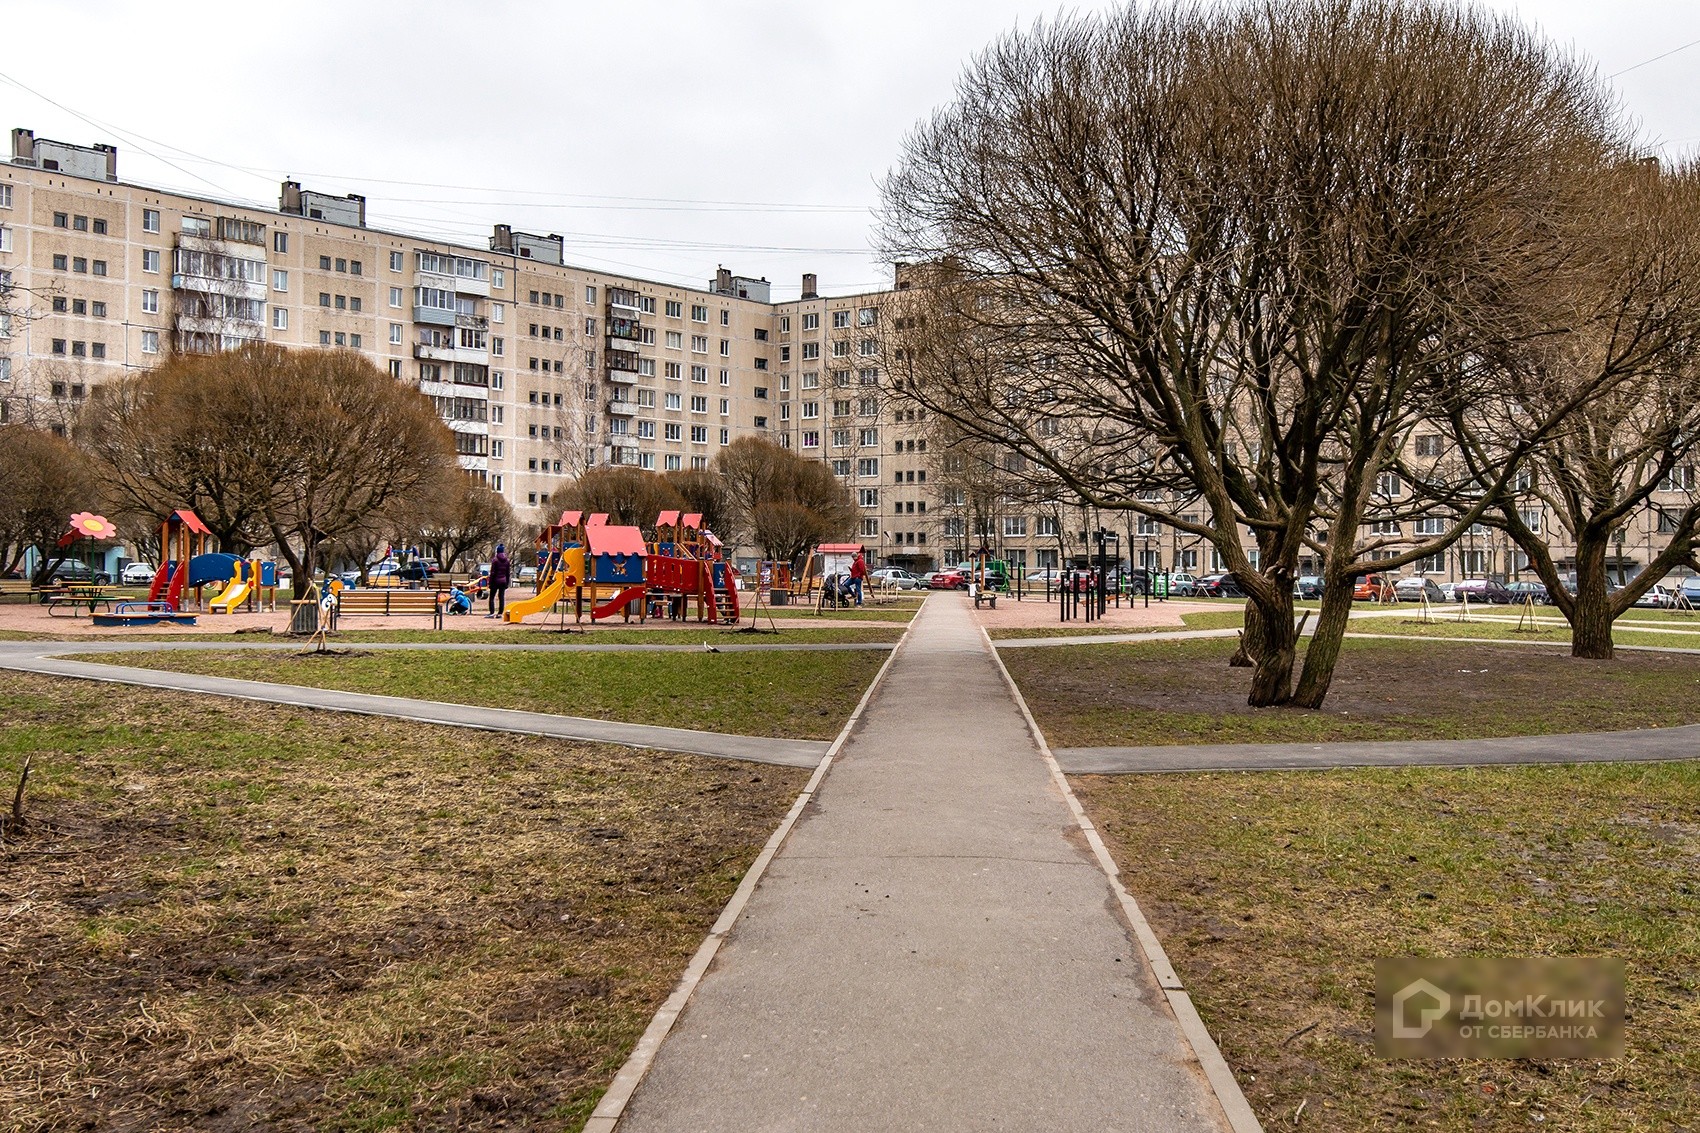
[
  {"xmin": 0, "ymin": 425, "xmax": 97, "ymax": 582},
  {"xmin": 1437, "ymin": 160, "xmax": 1700, "ymax": 658},
  {"xmin": 880, "ymin": 0, "xmax": 1627, "ymax": 706},
  {"xmin": 716, "ymin": 437, "xmax": 857, "ymax": 566}
]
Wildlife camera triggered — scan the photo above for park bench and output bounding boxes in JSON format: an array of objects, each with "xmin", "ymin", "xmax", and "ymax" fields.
[
  {"xmin": 46, "ymin": 587, "xmax": 118, "ymax": 617},
  {"xmin": 973, "ymin": 590, "xmax": 998, "ymax": 609},
  {"xmin": 334, "ymin": 589, "xmax": 445, "ymax": 630},
  {"xmin": 0, "ymin": 580, "xmax": 38, "ymax": 603}
]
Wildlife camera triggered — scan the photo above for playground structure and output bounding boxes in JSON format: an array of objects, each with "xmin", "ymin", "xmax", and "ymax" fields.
[
  {"xmin": 504, "ymin": 509, "xmax": 741, "ymax": 626},
  {"xmin": 797, "ymin": 543, "xmax": 868, "ymax": 609},
  {"xmin": 91, "ymin": 508, "xmax": 278, "ymax": 627}
]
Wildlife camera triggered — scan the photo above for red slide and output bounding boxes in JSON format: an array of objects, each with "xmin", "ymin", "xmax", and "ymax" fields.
[
  {"xmin": 147, "ymin": 561, "xmax": 172, "ymax": 604},
  {"xmin": 164, "ymin": 561, "xmax": 189, "ymax": 611},
  {"xmin": 590, "ymin": 585, "xmax": 647, "ymax": 621}
]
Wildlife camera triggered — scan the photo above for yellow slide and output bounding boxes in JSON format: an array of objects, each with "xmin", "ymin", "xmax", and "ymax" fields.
[
  {"xmin": 503, "ymin": 573, "xmax": 568, "ymax": 623},
  {"xmin": 210, "ymin": 579, "xmax": 250, "ymax": 613}
]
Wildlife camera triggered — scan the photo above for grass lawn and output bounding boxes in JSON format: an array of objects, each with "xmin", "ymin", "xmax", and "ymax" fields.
[
  {"xmin": 75, "ymin": 647, "xmax": 889, "ymax": 740},
  {"xmin": 753, "ymin": 606, "xmax": 917, "ymax": 623},
  {"xmin": 1, "ymin": 626, "xmax": 904, "ymax": 646},
  {"xmin": 0, "ymin": 674, "xmax": 808, "ymax": 1132},
  {"xmin": 1072, "ymin": 764, "xmax": 1700, "ymax": 1131},
  {"xmin": 1002, "ymin": 636, "xmax": 1700, "ymax": 747},
  {"xmin": 988, "ymin": 610, "xmax": 1248, "ymax": 639}
]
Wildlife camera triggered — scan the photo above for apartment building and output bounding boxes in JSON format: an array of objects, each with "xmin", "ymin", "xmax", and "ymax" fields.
[{"xmin": 1, "ymin": 127, "xmax": 1690, "ymax": 581}]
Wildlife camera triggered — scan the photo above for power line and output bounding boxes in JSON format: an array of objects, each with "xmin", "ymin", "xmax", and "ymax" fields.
[{"xmin": 1609, "ymin": 34, "xmax": 1700, "ymax": 79}]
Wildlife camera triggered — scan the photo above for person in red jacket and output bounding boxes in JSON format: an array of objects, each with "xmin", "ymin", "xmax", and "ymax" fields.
[{"xmin": 849, "ymin": 551, "xmax": 868, "ymax": 607}]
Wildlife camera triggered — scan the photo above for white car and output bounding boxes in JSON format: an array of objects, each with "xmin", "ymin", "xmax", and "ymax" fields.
[
  {"xmin": 871, "ymin": 568, "xmax": 920, "ymax": 589},
  {"xmin": 120, "ymin": 562, "xmax": 157, "ymax": 585}
]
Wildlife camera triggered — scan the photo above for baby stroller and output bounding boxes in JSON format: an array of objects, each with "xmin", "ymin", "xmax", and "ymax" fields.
[{"xmin": 820, "ymin": 572, "xmax": 851, "ymax": 609}]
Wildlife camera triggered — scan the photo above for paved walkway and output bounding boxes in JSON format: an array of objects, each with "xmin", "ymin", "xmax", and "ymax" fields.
[
  {"xmin": 609, "ymin": 595, "xmax": 1243, "ymax": 1132},
  {"xmin": 1058, "ymin": 727, "xmax": 1700, "ymax": 774},
  {"xmin": 0, "ymin": 645, "xmax": 827, "ymax": 767}
]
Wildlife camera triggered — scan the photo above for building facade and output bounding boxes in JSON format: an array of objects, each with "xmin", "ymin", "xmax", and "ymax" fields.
[{"xmin": 1, "ymin": 127, "xmax": 1691, "ymax": 582}]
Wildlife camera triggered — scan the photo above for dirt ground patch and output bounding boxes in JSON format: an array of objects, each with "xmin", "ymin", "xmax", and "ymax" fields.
[
  {"xmin": 1004, "ymin": 636, "xmax": 1700, "ymax": 747},
  {"xmin": 0, "ymin": 674, "xmax": 807, "ymax": 1132},
  {"xmin": 1072, "ymin": 764, "xmax": 1700, "ymax": 1130}
]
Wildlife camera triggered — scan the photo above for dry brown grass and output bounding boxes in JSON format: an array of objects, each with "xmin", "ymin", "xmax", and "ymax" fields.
[{"xmin": 0, "ymin": 674, "xmax": 807, "ymax": 1131}]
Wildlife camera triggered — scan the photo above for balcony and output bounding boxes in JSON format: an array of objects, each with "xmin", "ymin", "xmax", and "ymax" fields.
[
  {"xmin": 607, "ymin": 399, "xmax": 639, "ymax": 416},
  {"xmin": 456, "ymin": 313, "xmax": 489, "ymax": 331},
  {"xmin": 606, "ymin": 368, "xmax": 639, "ymax": 384},
  {"xmin": 610, "ymin": 445, "xmax": 639, "ymax": 466},
  {"xmin": 607, "ymin": 348, "xmax": 640, "ymax": 373},
  {"xmin": 414, "ymin": 304, "xmax": 456, "ymax": 327},
  {"xmin": 606, "ymin": 321, "xmax": 643, "ymax": 345},
  {"xmin": 414, "ymin": 342, "xmax": 457, "ymax": 362}
]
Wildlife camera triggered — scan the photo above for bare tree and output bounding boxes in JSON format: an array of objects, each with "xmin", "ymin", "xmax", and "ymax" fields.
[
  {"xmin": 0, "ymin": 425, "xmax": 97, "ymax": 582},
  {"xmin": 880, "ymin": 0, "xmax": 1627, "ymax": 707},
  {"xmin": 419, "ymin": 476, "xmax": 518, "ymax": 572},
  {"xmin": 1437, "ymin": 160, "xmax": 1700, "ymax": 658},
  {"xmin": 558, "ymin": 466, "xmax": 685, "ymax": 528},
  {"xmin": 717, "ymin": 437, "xmax": 857, "ymax": 567}
]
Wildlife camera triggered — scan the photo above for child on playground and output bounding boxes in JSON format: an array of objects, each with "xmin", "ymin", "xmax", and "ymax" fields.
[{"xmin": 446, "ymin": 583, "xmax": 473, "ymax": 614}]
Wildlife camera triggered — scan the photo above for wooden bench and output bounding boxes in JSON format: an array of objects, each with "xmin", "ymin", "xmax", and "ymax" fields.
[
  {"xmin": 335, "ymin": 589, "xmax": 445, "ymax": 629},
  {"xmin": 973, "ymin": 591, "xmax": 998, "ymax": 609}
]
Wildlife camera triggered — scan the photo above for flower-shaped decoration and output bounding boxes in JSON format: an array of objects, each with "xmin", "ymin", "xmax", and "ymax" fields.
[{"xmin": 69, "ymin": 512, "xmax": 117, "ymax": 540}]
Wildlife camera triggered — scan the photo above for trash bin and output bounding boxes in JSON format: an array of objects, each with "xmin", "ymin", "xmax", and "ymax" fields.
[
  {"xmin": 770, "ymin": 588, "xmax": 790, "ymax": 606},
  {"xmin": 288, "ymin": 599, "xmax": 321, "ymax": 636}
]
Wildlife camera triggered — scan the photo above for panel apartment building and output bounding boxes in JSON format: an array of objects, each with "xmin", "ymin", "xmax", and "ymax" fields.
[{"xmin": 1, "ymin": 127, "xmax": 1691, "ymax": 583}]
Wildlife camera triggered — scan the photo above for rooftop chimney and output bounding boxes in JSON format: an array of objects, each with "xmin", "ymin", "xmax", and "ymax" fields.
[{"xmin": 801, "ymin": 272, "xmax": 818, "ymax": 300}]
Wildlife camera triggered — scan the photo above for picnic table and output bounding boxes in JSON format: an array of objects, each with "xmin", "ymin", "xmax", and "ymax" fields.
[{"xmin": 46, "ymin": 584, "xmax": 120, "ymax": 617}]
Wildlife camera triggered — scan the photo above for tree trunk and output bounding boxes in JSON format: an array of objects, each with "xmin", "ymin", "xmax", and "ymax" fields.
[
  {"xmin": 1290, "ymin": 582, "xmax": 1356, "ymax": 708},
  {"xmin": 1570, "ymin": 535, "xmax": 1615, "ymax": 660},
  {"xmin": 1246, "ymin": 588, "xmax": 1298, "ymax": 706},
  {"xmin": 1230, "ymin": 599, "xmax": 1261, "ymax": 667}
]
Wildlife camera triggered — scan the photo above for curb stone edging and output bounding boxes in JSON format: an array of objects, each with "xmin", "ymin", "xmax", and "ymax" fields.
[
  {"xmin": 981, "ymin": 624, "xmax": 1266, "ymax": 1133},
  {"xmin": 581, "ymin": 612, "xmax": 917, "ymax": 1132}
]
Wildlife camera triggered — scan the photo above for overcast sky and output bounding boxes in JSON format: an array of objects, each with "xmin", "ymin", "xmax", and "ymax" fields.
[{"xmin": 3, "ymin": 1, "xmax": 1698, "ymax": 298}]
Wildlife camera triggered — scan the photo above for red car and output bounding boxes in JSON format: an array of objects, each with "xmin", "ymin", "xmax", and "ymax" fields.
[{"xmin": 928, "ymin": 570, "xmax": 966, "ymax": 590}]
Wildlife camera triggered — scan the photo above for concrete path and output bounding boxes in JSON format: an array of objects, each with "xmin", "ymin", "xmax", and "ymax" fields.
[
  {"xmin": 609, "ymin": 594, "xmax": 1244, "ymax": 1132},
  {"xmin": 1058, "ymin": 727, "xmax": 1700, "ymax": 775},
  {"xmin": 0, "ymin": 646, "xmax": 827, "ymax": 767}
]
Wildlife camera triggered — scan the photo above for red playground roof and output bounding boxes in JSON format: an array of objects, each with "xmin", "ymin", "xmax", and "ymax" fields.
[
  {"xmin": 172, "ymin": 509, "xmax": 211, "ymax": 535},
  {"xmin": 590, "ymin": 525, "xmax": 647, "ymax": 557},
  {"xmin": 682, "ymin": 513, "xmax": 702, "ymax": 529},
  {"xmin": 559, "ymin": 510, "xmax": 583, "ymax": 528},
  {"xmin": 656, "ymin": 509, "xmax": 680, "ymax": 527},
  {"xmin": 816, "ymin": 543, "xmax": 865, "ymax": 554},
  {"xmin": 587, "ymin": 513, "xmax": 609, "ymax": 526}
]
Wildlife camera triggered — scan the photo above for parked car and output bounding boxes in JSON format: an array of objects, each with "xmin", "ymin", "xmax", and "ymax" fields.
[
  {"xmin": 953, "ymin": 562, "xmax": 1008, "ymax": 590},
  {"xmin": 1192, "ymin": 572, "xmax": 1246, "ymax": 598},
  {"xmin": 928, "ymin": 569, "xmax": 966, "ymax": 590},
  {"xmin": 1633, "ymin": 584, "xmax": 1678, "ymax": 609},
  {"xmin": 1451, "ymin": 578, "xmax": 1513, "ymax": 604},
  {"xmin": 1351, "ymin": 572, "xmax": 1397, "ymax": 602},
  {"xmin": 120, "ymin": 561, "xmax": 157, "ymax": 585},
  {"xmin": 516, "ymin": 564, "xmax": 539, "ymax": 583},
  {"xmin": 870, "ymin": 567, "xmax": 920, "ymax": 590},
  {"xmin": 1678, "ymin": 577, "xmax": 1700, "ymax": 609},
  {"xmin": 1504, "ymin": 581, "xmax": 1549, "ymax": 605},
  {"xmin": 1393, "ymin": 576, "xmax": 1446, "ymax": 604},
  {"xmin": 1104, "ymin": 567, "xmax": 1153, "ymax": 596},
  {"xmin": 1166, "ymin": 572, "xmax": 1201, "ymax": 597},
  {"xmin": 1292, "ymin": 575, "xmax": 1325, "ymax": 600},
  {"xmin": 47, "ymin": 560, "xmax": 108, "ymax": 584},
  {"xmin": 1025, "ymin": 568, "xmax": 1063, "ymax": 586}
]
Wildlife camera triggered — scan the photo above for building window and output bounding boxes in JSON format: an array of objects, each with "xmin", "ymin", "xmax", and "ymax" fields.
[
  {"xmin": 53, "ymin": 212, "xmax": 68, "ymax": 228},
  {"xmin": 272, "ymin": 307, "xmax": 288, "ymax": 329},
  {"xmin": 320, "ymin": 331, "xmax": 332, "ymax": 345},
  {"xmin": 142, "ymin": 250, "xmax": 159, "ymax": 273},
  {"xmin": 51, "ymin": 339, "xmax": 66, "ymax": 355},
  {"xmin": 857, "ymin": 458, "xmax": 879, "ymax": 477},
  {"xmin": 141, "ymin": 331, "xmax": 159, "ymax": 354},
  {"xmin": 389, "ymin": 286, "xmax": 403, "ymax": 308},
  {"xmin": 719, "ymin": 339, "xmax": 731, "ymax": 357},
  {"xmin": 389, "ymin": 250, "xmax": 403, "ymax": 272},
  {"xmin": 52, "ymin": 254, "xmax": 67, "ymax": 271},
  {"xmin": 273, "ymin": 231, "xmax": 288, "ymax": 253},
  {"xmin": 389, "ymin": 323, "xmax": 403, "ymax": 344},
  {"xmin": 141, "ymin": 289, "xmax": 159, "ymax": 314},
  {"xmin": 691, "ymin": 425, "xmax": 708, "ymax": 443},
  {"xmin": 858, "ymin": 488, "xmax": 879, "ymax": 508},
  {"xmin": 72, "ymin": 257, "xmax": 87, "ymax": 274},
  {"xmin": 0, "ymin": 185, "xmax": 12, "ymax": 209},
  {"xmin": 91, "ymin": 260, "xmax": 106, "ymax": 277},
  {"xmin": 90, "ymin": 343, "xmax": 105, "ymax": 360}
]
